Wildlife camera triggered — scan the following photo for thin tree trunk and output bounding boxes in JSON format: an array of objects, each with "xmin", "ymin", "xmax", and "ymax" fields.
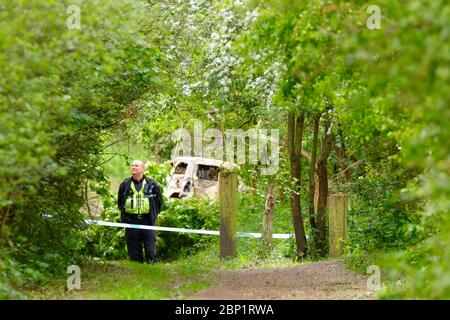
[
  {"xmin": 84, "ymin": 178, "xmax": 92, "ymax": 218},
  {"xmin": 278, "ymin": 184, "xmax": 286, "ymax": 202},
  {"xmin": 288, "ymin": 111, "xmax": 308, "ymax": 260},
  {"xmin": 308, "ymin": 114, "xmax": 320, "ymax": 255},
  {"xmin": 249, "ymin": 173, "xmax": 256, "ymax": 197},
  {"xmin": 335, "ymin": 132, "xmax": 352, "ymax": 186},
  {"xmin": 260, "ymin": 182, "xmax": 276, "ymax": 259},
  {"xmin": 316, "ymin": 117, "xmax": 334, "ymax": 257}
]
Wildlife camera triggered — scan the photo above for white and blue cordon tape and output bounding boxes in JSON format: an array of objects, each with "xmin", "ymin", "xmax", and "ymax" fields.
[{"xmin": 44, "ymin": 214, "xmax": 294, "ymax": 239}]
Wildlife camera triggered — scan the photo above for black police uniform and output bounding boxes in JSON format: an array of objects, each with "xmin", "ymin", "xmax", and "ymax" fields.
[{"xmin": 117, "ymin": 175, "xmax": 163, "ymax": 263}]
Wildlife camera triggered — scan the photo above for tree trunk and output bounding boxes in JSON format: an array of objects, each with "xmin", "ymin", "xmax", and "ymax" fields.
[
  {"xmin": 84, "ymin": 178, "xmax": 92, "ymax": 218},
  {"xmin": 259, "ymin": 182, "xmax": 276, "ymax": 259},
  {"xmin": 316, "ymin": 117, "xmax": 334, "ymax": 257},
  {"xmin": 308, "ymin": 114, "xmax": 320, "ymax": 255},
  {"xmin": 287, "ymin": 111, "xmax": 308, "ymax": 260},
  {"xmin": 335, "ymin": 136, "xmax": 352, "ymax": 186},
  {"xmin": 249, "ymin": 173, "xmax": 256, "ymax": 197},
  {"xmin": 278, "ymin": 184, "xmax": 286, "ymax": 202}
]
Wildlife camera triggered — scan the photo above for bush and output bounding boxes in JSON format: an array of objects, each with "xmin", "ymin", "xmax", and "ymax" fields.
[
  {"xmin": 82, "ymin": 207, "xmax": 128, "ymax": 261},
  {"xmin": 156, "ymin": 198, "xmax": 219, "ymax": 261},
  {"xmin": 0, "ymin": 0, "xmax": 164, "ymax": 298},
  {"xmin": 237, "ymin": 192, "xmax": 298, "ymax": 260},
  {"xmin": 345, "ymin": 159, "xmax": 421, "ymax": 254}
]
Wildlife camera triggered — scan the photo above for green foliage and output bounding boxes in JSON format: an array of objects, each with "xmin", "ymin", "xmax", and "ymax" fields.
[
  {"xmin": 144, "ymin": 161, "xmax": 172, "ymax": 189},
  {"xmin": 82, "ymin": 207, "xmax": 127, "ymax": 261},
  {"xmin": 236, "ymin": 192, "xmax": 299, "ymax": 261},
  {"xmin": 346, "ymin": 159, "xmax": 421, "ymax": 253},
  {"xmin": 0, "ymin": 0, "xmax": 164, "ymax": 298},
  {"xmin": 338, "ymin": 0, "xmax": 450, "ymax": 299},
  {"xmin": 157, "ymin": 198, "xmax": 220, "ymax": 261},
  {"xmin": 243, "ymin": 0, "xmax": 450, "ymax": 298},
  {"xmin": 2, "ymin": 0, "xmax": 449, "ymax": 300},
  {"xmin": 0, "ymin": 250, "xmax": 29, "ymax": 300}
]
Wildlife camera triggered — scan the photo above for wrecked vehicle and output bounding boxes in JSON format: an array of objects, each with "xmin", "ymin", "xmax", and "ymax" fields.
[{"xmin": 165, "ymin": 157, "xmax": 239, "ymax": 199}]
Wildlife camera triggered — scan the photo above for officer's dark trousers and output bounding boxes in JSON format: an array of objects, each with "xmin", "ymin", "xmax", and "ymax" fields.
[{"xmin": 125, "ymin": 228, "xmax": 157, "ymax": 263}]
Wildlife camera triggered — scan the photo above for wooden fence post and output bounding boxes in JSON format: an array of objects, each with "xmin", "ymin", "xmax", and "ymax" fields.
[
  {"xmin": 328, "ymin": 194, "xmax": 348, "ymax": 258},
  {"xmin": 260, "ymin": 183, "xmax": 275, "ymax": 258},
  {"xmin": 219, "ymin": 170, "xmax": 238, "ymax": 259}
]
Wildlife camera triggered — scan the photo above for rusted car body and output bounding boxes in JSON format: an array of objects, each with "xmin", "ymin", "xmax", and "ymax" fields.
[{"xmin": 165, "ymin": 157, "xmax": 239, "ymax": 199}]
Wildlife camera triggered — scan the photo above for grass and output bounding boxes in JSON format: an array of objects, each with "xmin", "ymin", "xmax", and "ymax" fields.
[
  {"xmin": 23, "ymin": 193, "xmax": 319, "ymax": 300},
  {"xmin": 24, "ymin": 236, "xmax": 305, "ymax": 300},
  {"xmin": 26, "ymin": 252, "xmax": 217, "ymax": 300},
  {"xmin": 344, "ymin": 248, "xmax": 405, "ymax": 300},
  {"xmin": 18, "ymin": 241, "xmax": 257, "ymax": 300}
]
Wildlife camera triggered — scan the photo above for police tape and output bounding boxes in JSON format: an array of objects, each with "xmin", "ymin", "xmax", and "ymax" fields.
[
  {"xmin": 85, "ymin": 219, "xmax": 295, "ymax": 239},
  {"xmin": 43, "ymin": 214, "xmax": 295, "ymax": 239}
]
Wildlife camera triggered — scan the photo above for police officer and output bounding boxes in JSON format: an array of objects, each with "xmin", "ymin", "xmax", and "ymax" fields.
[{"xmin": 118, "ymin": 160, "xmax": 163, "ymax": 263}]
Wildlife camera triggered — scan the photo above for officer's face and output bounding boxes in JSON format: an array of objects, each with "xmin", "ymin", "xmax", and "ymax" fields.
[{"xmin": 131, "ymin": 161, "xmax": 145, "ymax": 176}]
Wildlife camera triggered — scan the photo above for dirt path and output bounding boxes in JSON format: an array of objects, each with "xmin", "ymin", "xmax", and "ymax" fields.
[{"xmin": 188, "ymin": 259, "xmax": 374, "ymax": 300}]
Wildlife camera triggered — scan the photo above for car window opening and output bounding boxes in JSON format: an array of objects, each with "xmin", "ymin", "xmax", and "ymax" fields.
[
  {"xmin": 174, "ymin": 162, "xmax": 187, "ymax": 175},
  {"xmin": 197, "ymin": 165, "xmax": 219, "ymax": 181}
]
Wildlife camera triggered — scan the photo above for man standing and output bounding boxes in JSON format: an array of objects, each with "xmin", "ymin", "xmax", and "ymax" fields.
[{"xmin": 118, "ymin": 160, "xmax": 163, "ymax": 263}]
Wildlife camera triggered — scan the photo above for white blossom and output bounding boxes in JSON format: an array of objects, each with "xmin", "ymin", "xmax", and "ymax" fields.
[{"xmin": 182, "ymin": 84, "xmax": 191, "ymax": 96}]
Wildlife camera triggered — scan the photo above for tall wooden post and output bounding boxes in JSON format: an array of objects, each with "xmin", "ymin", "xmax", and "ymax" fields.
[
  {"xmin": 260, "ymin": 183, "xmax": 275, "ymax": 258},
  {"xmin": 219, "ymin": 170, "xmax": 238, "ymax": 259},
  {"xmin": 328, "ymin": 194, "xmax": 348, "ymax": 258}
]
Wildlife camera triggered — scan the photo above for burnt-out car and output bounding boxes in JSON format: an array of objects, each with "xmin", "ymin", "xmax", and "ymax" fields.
[{"xmin": 165, "ymin": 157, "xmax": 239, "ymax": 199}]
